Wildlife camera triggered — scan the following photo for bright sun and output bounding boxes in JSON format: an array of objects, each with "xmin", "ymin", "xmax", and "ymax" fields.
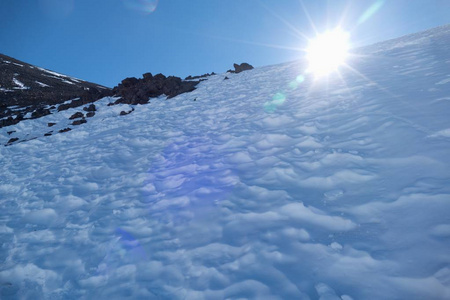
[{"xmin": 306, "ymin": 28, "xmax": 350, "ymax": 76}]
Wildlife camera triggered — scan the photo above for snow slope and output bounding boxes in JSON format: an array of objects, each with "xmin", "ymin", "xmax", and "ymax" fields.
[{"xmin": 1, "ymin": 25, "xmax": 450, "ymax": 299}]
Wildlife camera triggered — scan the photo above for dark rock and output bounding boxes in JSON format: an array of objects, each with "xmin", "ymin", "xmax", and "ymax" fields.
[
  {"xmin": 31, "ymin": 108, "xmax": 51, "ymax": 119},
  {"xmin": 72, "ymin": 118, "xmax": 87, "ymax": 126},
  {"xmin": 7, "ymin": 138, "xmax": 19, "ymax": 144},
  {"xmin": 120, "ymin": 108, "xmax": 134, "ymax": 116},
  {"xmin": 58, "ymin": 99, "xmax": 82, "ymax": 112},
  {"xmin": 154, "ymin": 73, "xmax": 166, "ymax": 81},
  {"xmin": 57, "ymin": 104, "xmax": 70, "ymax": 112},
  {"xmin": 224, "ymin": 76, "xmax": 229, "ymax": 80},
  {"xmin": 80, "ymin": 87, "xmax": 99, "ymax": 102},
  {"xmin": 143, "ymin": 73, "xmax": 153, "ymax": 80},
  {"xmin": 44, "ymin": 132, "xmax": 52, "ymax": 136},
  {"xmin": 15, "ymin": 113, "xmax": 24, "ymax": 121},
  {"xmin": 1, "ymin": 116, "xmax": 18, "ymax": 128},
  {"xmin": 166, "ymin": 80, "xmax": 198, "ymax": 99},
  {"xmin": 112, "ymin": 72, "xmax": 199, "ymax": 105},
  {"xmin": 83, "ymin": 104, "xmax": 96, "ymax": 112},
  {"xmin": 185, "ymin": 72, "xmax": 215, "ymax": 80},
  {"xmin": 69, "ymin": 112, "xmax": 84, "ymax": 120},
  {"xmin": 233, "ymin": 62, "xmax": 254, "ymax": 73},
  {"xmin": 121, "ymin": 77, "xmax": 139, "ymax": 88},
  {"xmin": 59, "ymin": 128, "xmax": 71, "ymax": 133},
  {"xmin": 55, "ymin": 88, "xmax": 110, "ymax": 112},
  {"xmin": 80, "ymin": 86, "xmax": 112, "ymax": 103},
  {"xmin": 86, "ymin": 112, "xmax": 95, "ymax": 118},
  {"xmin": 7, "ymin": 130, "xmax": 15, "ymax": 135},
  {"xmin": 48, "ymin": 122, "xmax": 56, "ymax": 127}
]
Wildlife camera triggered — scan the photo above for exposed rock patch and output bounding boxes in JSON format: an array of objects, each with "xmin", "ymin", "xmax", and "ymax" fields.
[
  {"xmin": 59, "ymin": 128, "xmax": 71, "ymax": 133},
  {"xmin": 185, "ymin": 72, "xmax": 216, "ymax": 80},
  {"xmin": 111, "ymin": 73, "xmax": 199, "ymax": 105},
  {"xmin": 7, "ymin": 137, "xmax": 19, "ymax": 144},
  {"xmin": 72, "ymin": 119, "xmax": 87, "ymax": 126},
  {"xmin": 69, "ymin": 112, "xmax": 84, "ymax": 120},
  {"xmin": 120, "ymin": 108, "xmax": 135, "ymax": 116},
  {"xmin": 31, "ymin": 108, "xmax": 51, "ymax": 119},
  {"xmin": 1, "ymin": 116, "xmax": 18, "ymax": 128},
  {"xmin": 83, "ymin": 104, "xmax": 96, "ymax": 112},
  {"xmin": 57, "ymin": 94, "xmax": 109, "ymax": 112}
]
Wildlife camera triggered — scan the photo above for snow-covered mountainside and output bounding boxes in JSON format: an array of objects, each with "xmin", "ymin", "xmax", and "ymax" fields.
[
  {"xmin": 1, "ymin": 25, "xmax": 450, "ymax": 299},
  {"xmin": 0, "ymin": 53, "xmax": 111, "ymax": 128},
  {"xmin": 0, "ymin": 53, "xmax": 109, "ymax": 104}
]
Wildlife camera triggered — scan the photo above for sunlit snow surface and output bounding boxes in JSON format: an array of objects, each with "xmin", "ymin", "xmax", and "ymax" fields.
[{"xmin": 2, "ymin": 25, "xmax": 450, "ymax": 299}]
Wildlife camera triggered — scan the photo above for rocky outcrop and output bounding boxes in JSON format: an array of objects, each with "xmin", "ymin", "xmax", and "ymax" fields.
[
  {"xmin": 111, "ymin": 73, "xmax": 199, "ymax": 105},
  {"xmin": 69, "ymin": 112, "xmax": 84, "ymax": 120}
]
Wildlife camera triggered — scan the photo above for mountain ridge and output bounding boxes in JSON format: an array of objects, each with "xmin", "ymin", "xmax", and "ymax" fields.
[{"xmin": 0, "ymin": 53, "xmax": 112, "ymax": 128}]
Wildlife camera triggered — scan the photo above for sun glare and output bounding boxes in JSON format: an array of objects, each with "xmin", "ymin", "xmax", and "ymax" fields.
[{"xmin": 306, "ymin": 28, "xmax": 350, "ymax": 77}]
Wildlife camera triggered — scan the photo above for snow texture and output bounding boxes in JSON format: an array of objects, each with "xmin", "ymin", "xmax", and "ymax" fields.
[
  {"xmin": 35, "ymin": 81, "xmax": 50, "ymax": 88},
  {"xmin": 1, "ymin": 25, "xmax": 450, "ymax": 299},
  {"xmin": 36, "ymin": 67, "xmax": 83, "ymax": 86},
  {"xmin": 12, "ymin": 77, "xmax": 29, "ymax": 90}
]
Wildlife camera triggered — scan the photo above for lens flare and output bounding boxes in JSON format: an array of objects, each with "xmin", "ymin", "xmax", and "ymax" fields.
[
  {"xmin": 288, "ymin": 81, "xmax": 298, "ymax": 90},
  {"xmin": 264, "ymin": 92, "xmax": 286, "ymax": 113},
  {"xmin": 358, "ymin": 0, "xmax": 386, "ymax": 25},
  {"xmin": 306, "ymin": 28, "xmax": 350, "ymax": 77},
  {"xmin": 122, "ymin": 0, "xmax": 159, "ymax": 14},
  {"xmin": 296, "ymin": 75, "xmax": 305, "ymax": 83}
]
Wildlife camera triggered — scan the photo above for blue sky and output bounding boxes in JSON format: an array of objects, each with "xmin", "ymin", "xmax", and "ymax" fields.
[{"xmin": 1, "ymin": 0, "xmax": 450, "ymax": 87}]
